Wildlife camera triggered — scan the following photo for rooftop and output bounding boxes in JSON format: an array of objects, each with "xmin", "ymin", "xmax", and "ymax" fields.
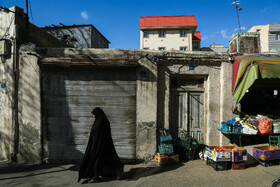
[
  {"xmin": 140, "ymin": 15, "xmax": 198, "ymax": 28},
  {"xmin": 193, "ymin": 31, "xmax": 201, "ymax": 40}
]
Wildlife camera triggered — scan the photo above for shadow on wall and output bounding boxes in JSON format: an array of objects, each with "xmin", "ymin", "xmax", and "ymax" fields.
[
  {"xmin": 41, "ymin": 65, "xmax": 141, "ymax": 163},
  {"xmin": 0, "ymin": 131, "xmax": 11, "ymax": 161},
  {"xmin": 42, "ymin": 67, "xmax": 84, "ymax": 163}
]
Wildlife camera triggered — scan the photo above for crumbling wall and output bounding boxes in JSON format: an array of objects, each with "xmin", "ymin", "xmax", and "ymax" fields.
[
  {"xmin": 17, "ymin": 51, "xmax": 41, "ymax": 163},
  {"xmin": 136, "ymin": 56, "xmax": 158, "ymax": 159},
  {"xmin": 0, "ymin": 7, "xmax": 17, "ymax": 161}
]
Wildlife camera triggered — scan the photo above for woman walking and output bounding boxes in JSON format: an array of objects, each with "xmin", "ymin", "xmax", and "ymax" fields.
[{"xmin": 78, "ymin": 107, "xmax": 124, "ymax": 183}]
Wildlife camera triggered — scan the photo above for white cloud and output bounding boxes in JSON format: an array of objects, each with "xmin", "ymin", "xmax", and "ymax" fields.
[
  {"xmin": 221, "ymin": 29, "xmax": 230, "ymax": 38},
  {"xmin": 81, "ymin": 10, "xmax": 89, "ymax": 20},
  {"xmin": 233, "ymin": 26, "xmax": 246, "ymax": 32},
  {"xmin": 202, "ymin": 36, "xmax": 208, "ymax": 41},
  {"xmin": 260, "ymin": 8, "xmax": 267, "ymax": 13}
]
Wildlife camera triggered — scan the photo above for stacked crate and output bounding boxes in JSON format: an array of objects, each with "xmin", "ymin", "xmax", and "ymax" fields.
[
  {"xmin": 205, "ymin": 145, "xmax": 247, "ymax": 171},
  {"xmin": 173, "ymin": 131, "xmax": 204, "ymax": 161},
  {"xmin": 155, "ymin": 130, "xmax": 179, "ymax": 166},
  {"xmin": 269, "ymin": 135, "xmax": 280, "ymax": 148},
  {"xmin": 205, "ymin": 146, "xmax": 232, "ymax": 171},
  {"xmin": 230, "ymin": 146, "xmax": 247, "ymax": 170},
  {"xmin": 253, "ymin": 145, "xmax": 280, "ymax": 167}
]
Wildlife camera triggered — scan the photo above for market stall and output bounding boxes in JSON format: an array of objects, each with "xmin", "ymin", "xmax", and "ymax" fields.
[{"xmin": 212, "ymin": 55, "xmax": 280, "ymax": 168}]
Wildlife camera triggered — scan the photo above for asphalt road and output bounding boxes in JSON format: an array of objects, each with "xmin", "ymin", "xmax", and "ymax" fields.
[{"xmin": 0, "ymin": 159, "xmax": 279, "ymax": 187}]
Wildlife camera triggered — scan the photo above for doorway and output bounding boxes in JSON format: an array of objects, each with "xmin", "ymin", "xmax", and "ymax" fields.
[{"xmin": 170, "ymin": 77, "xmax": 205, "ymax": 141}]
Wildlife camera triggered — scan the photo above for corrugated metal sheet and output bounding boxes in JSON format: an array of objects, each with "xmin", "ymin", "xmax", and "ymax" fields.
[
  {"xmin": 269, "ymin": 32, "xmax": 280, "ymax": 50},
  {"xmin": 269, "ymin": 23, "xmax": 280, "ymax": 33},
  {"xmin": 42, "ymin": 67, "xmax": 136, "ymax": 162}
]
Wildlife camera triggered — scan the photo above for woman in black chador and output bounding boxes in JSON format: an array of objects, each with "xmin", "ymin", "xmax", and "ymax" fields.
[{"xmin": 78, "ymin": 107, "xmax": 124, "ymax": 183}]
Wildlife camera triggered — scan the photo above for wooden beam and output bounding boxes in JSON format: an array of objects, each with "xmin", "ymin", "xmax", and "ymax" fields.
[{"xmin": 40, "ymin": 57, "xmax": 138, "ymax": 67}]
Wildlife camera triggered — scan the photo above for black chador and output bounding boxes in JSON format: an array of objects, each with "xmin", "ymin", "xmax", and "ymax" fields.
[{"xmin": 78, "ymin": 107, "xmax": 124, "ymax": 183}]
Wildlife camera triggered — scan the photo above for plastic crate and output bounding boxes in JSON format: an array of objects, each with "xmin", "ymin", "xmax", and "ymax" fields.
[
  {"xmin": 206, "ymin": 157, "xmax": 230, "ymax": 171},
  {"xmin": 231, "ymin": 162, "xmax": 245, "ymax": 170},
  {"xmin": 158, "ymin": 143, "xmax": 174, "ymax": 154},
  {"xmin": 155, "ymin": 154, "xmax": 168, "ymax": 166},
  {"xmin": 269, "ymin": 135, "xmax": 280, "ymax": 148},
  {"xmin": 160, "ymin": 134, "xmax": 173, "ymax": 143},
  {"xmin": 257, "ymin": 159, "xmax": 280, "ymax": 167}
]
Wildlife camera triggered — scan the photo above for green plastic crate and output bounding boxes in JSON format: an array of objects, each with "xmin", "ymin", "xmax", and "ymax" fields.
[{"xmin": 269, "ymin": 135, "xmax": 280, "ymax": 148}]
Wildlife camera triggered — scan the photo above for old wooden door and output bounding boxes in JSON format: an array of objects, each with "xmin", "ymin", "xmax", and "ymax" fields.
[
  {"xmin": 170, "ymin": 90, "xmax": 204, "ymax": 141},
  {"xmin": 170, "ymin": 76, "xmax": 205, "ymax": 141},
  {"xmin": 187, "ymin": 91, "xmax": 204, "ymax": 141}
]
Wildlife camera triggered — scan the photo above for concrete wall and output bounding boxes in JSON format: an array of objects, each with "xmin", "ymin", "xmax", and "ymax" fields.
[
  {"xmin": 219, "ymin": 62, "xmax": 235, "ymax": 145},
  {"xmin": 0, "ymin": 6, "xmax": 18, "ymax": 161},
  {"xmin": 136, "ymin": 56, "xmax": 158, "ymax": 159},
  {"xmin": 18, "ymin": 50, "xmax": 41, "ymax": 163},
  {"xmin": 259, "ymin": 25, "xmax": 269, "ymax": 53},
  {"xmin": 140, "ymin": 29, "xmax": 192, "ymax": 51}
]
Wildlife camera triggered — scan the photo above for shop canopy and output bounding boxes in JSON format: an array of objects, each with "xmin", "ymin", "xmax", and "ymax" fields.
[{"xmin": 233, "ymin": 55, "xmax": 280, "ymax": 103}]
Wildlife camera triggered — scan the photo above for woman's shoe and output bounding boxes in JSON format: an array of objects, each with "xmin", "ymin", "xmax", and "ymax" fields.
[
  {"xmin": 116, "ymin": 168, "xmax": 124, "ymax": 180},
  {"xmin": 87, "ymin": 178, "xmax": 99, "ymax": 183}
]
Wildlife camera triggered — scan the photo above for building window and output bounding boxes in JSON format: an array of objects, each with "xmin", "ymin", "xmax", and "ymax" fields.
[
  {"xmin": 180, "ymin": 47, "xmax": 187, "ymax": 51},
  {"xmin": 180, "ymin": 30, "xmax": 187, "ymax": 37},
  {"xmin": 193, "ymin": 43, "xmax": 199, "ymax": 50},
  {"xmin": 143, "ymin": 48, "xmax": 149, "ymax": 50},
  {"xmin": 159, "ymin": 30, "xmax": 166, "ymax": 37},
  {"xmin": 144, "ymin": 31, "xmax": 149, "ymax": 38},
  {"xmin": 276, "ymin": 33, "xmax": 280, "ymax": 40},
  {"xmin": 159, "ymin": 47, "xmax": 165, "ymax": 51}
]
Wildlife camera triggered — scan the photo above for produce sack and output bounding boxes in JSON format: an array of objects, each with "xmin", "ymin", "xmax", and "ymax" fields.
[
  {"xmin": 248, "ymin": 116, "xmax": 259, "ymax": 129},
  {"xmin": 240, "ymin": 121, "xmax": 258, "ymax": 134},
  {"xmin": 258, "ymin": 119, "xmax": 272, "ymax": 134},
  {"xmin": 273, "ymin": 120, "xmax": 280, "ymax": 134},
  {"xmin": 217, "ymin": 122, "xmax": 231, "ymax": 133}
]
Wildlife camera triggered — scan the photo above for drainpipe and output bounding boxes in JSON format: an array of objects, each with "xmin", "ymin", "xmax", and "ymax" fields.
[{"xmin": 11, "ymin": 23, "xmax": 19, "ymax": 162}]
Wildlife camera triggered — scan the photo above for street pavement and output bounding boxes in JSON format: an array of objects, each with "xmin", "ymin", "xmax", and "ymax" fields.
[{"xmin": 0, "ymin": 158, "xmax": 280, "ymax": 187}]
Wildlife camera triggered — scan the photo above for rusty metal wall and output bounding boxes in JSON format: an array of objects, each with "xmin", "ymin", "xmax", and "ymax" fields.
[
  {"xmin": 230, "ymin": 38, "xmax": 237, "ymax": 53},
  {"xmin": 41, "ymin": 66, "xmax": 136, "ymax": 162},
  {"xmin": 239, "ymin": 36, "xmax": 259, "ymax": 53}
]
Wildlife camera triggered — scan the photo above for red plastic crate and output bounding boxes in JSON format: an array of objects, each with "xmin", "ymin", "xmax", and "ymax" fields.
[{"xmin": 231, "ymin": 162, "xmax": 245, "ymax": 170}]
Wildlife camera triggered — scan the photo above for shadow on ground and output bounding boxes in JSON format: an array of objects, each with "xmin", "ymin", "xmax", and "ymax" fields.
[
  {"xmin": 125, "ymin": 162, "xmax": 184, "ymax": 181},
  {"xmin": 69, "ymin": 161, "xmax": 184, "ymax": 182},
  {"xmin": 0, "ymin": 163, "xmax": 69, "ymax": 181},
  {"xmin": 0, "ymin": 161, "xmax": 184, "ymax": 183}
]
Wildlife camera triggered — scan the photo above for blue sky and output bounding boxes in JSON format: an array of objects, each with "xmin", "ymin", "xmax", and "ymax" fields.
[{"xmin": 1, "ymin": 0, "xmax": 280, "ymax": 49}]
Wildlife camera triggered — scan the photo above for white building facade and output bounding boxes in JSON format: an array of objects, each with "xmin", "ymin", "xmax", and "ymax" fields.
[
  {"xmin": 140, "ymin": 15, "xmax": 201, "ymax": 51},
  {"xmin": 248, "ymin": 23, "xmax": 280, "ymax": 53}
]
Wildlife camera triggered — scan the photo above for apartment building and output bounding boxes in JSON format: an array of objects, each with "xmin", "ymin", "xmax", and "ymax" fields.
[
  {"xmin": 140, "ymin": 15, "xmax": 201, "ymax": 51},
  {"xmin": 248, "ymin": 23, "xmax": 280, "ymax": 53}
]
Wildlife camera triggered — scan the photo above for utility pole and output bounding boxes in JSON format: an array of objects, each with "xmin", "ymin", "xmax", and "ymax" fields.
[
  {"xmin": 232, "ymin": 1, "xmax": 243, "ymax": 33},
  {"xmin": 26, "ymin": 0, "xmax": 28, "ymax": 17}
]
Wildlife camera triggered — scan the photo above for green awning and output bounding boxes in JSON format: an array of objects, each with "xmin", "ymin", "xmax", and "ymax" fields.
[{"xmin": 233, "ymin": 63, "xmax": 280, "ymax": 103}]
